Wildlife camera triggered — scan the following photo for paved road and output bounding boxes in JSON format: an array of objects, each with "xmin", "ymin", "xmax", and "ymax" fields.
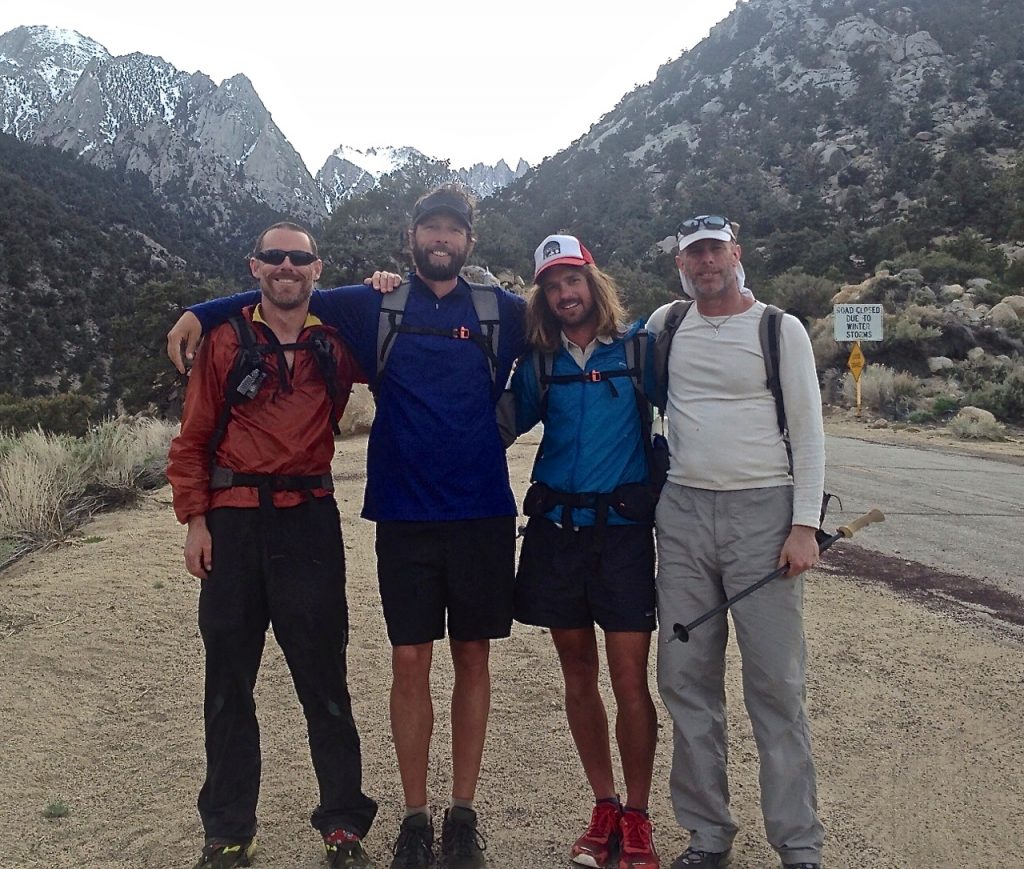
[{"xmin": 824, "ymin": 435, "xmax": 1024, "ymax": 598}]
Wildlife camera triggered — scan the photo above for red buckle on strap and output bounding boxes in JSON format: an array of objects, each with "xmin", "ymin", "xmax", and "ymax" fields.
[
  {"xmin": 588, "ymin": 370, "xmax": 603, "ymax": 382},
  {"xmin": 453, "ymin": 326, "xmax": 471, "ymax": 339}
]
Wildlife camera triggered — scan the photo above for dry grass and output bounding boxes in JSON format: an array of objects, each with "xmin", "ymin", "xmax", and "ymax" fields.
[
  {"xmin": 842, "ymin": 364, "xmax": 920, "ymax": 415},
  {"xmin": 0, "ymin": 418, "xmax": 178, "ymax": 561},
  {"xmin": 946, "ymin": 416, "xmax": 1008, "ymax": 440}
]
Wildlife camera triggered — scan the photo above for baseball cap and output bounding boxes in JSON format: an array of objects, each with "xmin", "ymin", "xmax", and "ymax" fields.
[
  {"xmin": 412, "ymin": 189, "xmax": 473, "ymax": 229},
  {"xmin": 534, "ymin": 234, "xmax": 595, "ymax": 280},
  {"xmin": 676, "ymin": 215, "xmax": 737, "ymax": 251}
]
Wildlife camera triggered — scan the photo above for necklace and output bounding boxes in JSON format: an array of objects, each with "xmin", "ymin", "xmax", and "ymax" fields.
[{"xmin": 697, "ymin": 311, "xmax": 736, "ymax": 336}]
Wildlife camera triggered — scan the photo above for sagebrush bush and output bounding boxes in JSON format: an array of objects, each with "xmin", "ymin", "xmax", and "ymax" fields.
[
  {"xmin": 964, "ymin": 365, "xmax": 1024, "ymax": 423},
  {"xmin": 946, "ymin": 416, "xmax": 1007, "ymax": 440},
  {"xmin": 0, "ymin": 417, "xmax": 177, "ymax": 552},
  {"xmin": 841, "ymin": 364, "xmax": 921, "ymax": 417}
]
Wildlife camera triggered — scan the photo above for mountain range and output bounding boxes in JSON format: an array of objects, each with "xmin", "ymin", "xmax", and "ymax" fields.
[
  {"xmin": 0, "ymin": 24, "xmax": 528, "ymax": 228},
  {"xmin": 1, "ymin": 0, "xmax": 1022, "ymax": 423}
]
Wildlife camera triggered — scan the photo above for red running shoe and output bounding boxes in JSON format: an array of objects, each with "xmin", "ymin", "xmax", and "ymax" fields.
[
  {"xmin": 618, "ymin": 810, "xmax": 659, "ymax": 869},
  {"xmin": 571, "ymin": 801, "xmax": 622, "ymax": 867}
]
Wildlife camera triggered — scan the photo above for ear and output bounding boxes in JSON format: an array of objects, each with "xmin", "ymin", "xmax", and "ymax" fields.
[
  {"xmin": 249, "ymin": 257, "xmax": 260, "ymax": 279},
  {"xmin": 675, "ymin": 253, "xmax": 684, "ymax": 269},
  {"xmin": 311, "ymin": 259, "xmax": 323, "ymax": 281}
]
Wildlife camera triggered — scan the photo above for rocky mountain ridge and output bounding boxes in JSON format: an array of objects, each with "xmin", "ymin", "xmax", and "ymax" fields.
[{"xmin": 0, "ymin": 25, "xmax": 528, "ymax": 227}]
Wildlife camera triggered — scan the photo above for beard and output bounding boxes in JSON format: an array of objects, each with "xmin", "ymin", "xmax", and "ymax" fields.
[
  {"xmin": 259, "ymin": 274, "xmax": 314, "ymax": 310},
  {"xmin": 412, "ymin": 242, "xmax": 469, "ymax": 281}
]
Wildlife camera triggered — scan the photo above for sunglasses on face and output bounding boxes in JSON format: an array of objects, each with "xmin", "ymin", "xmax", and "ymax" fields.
[
  {"xmin": 677, "ymin": 215, "xmax": 730, "ymax": 237},
  {"xmin": 253, "ymin": 249, "xmax": 320, "ymax": 266}
]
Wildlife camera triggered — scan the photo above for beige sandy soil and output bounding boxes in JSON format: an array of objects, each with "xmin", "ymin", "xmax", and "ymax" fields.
[{"xmin": 1, "ymin": 426, "xmax": 1022, "ymax": 869}]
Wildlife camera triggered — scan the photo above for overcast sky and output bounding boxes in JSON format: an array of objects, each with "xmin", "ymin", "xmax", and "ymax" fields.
[{"xmin": 1, "ymin": 0, "xmax": 742, "ymax": 174}]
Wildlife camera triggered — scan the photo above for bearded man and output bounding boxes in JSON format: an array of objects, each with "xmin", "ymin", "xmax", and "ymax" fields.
[{"xmin": 167, "ymin": 188, "xmax": 528, "ymax": 869}]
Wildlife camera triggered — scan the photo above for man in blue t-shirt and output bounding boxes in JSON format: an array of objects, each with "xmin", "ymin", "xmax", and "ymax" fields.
[{"xmin": 167, "ymin": 187, "xmax": 527, "ymax": 869}]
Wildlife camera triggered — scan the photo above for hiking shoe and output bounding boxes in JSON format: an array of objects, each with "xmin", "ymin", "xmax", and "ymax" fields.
[
  {"xmin": 440, "ymin": 806, "xmax": 487, "ymax": 868},
  {"xmin": 389, "ymin": 814, "xmax": 436, "ymax": 869},
  {"xmin": 782, "ymin": 863, "xmax": 820, "ymax": 868},
  {"xmin": 324, "ymin": 827, "xmax": 373, "ymax": 868},
  {"xmin": 618, "ymin": 811, "xmax": 658, "ymax": 868},
  {"xmin": 194, "ymin": 839, "xmax": 256, "ymax": 868},
  {"xmin": 670, "ymin": 848, "xmax": 731, "ymax": 868},
  {"xmin": 571, "ymin": 801, "xmax": 621, "ymax": 867}
]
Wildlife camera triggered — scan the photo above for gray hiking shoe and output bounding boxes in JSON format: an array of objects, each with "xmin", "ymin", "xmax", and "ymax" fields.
[{"xmin": 671, "ymin": 848, "xmax": 731, "ymax": 868}]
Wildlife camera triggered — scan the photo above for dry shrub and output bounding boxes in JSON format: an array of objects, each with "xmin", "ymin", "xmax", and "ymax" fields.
[
  {"xmin": 0, "ymin": 430, "xmax": 80, "ymax": 542},
  {"xmin": 841, "ymin": 364, "xmax": 921, "ymax": 416},
  {"xmin": 0, "ymin": 417, "xmax": 178, "ymax": 551},
  {"xmin": 946, "ymin": 416, "xmax": 1007, "ymax": 440}
]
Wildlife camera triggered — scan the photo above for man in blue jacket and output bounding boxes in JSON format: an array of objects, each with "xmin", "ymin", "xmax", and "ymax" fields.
[
  {"xmin": 510, "ymin": 235, "xmax": 660, "ymax": 869},
  {"xmin": 167, "ymin": 187, "xmax": 527, "ymax": 869}
]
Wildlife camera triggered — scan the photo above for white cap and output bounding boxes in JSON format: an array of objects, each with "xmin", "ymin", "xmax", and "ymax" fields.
[{"xmin": 534, "ymin": 234, "xmax": 594, "ymax": 280}]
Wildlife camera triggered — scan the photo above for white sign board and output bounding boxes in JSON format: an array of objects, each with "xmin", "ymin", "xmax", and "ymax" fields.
[{"xmin": 834, "ymin": 304, "xmax": 884, "ymax": 342}]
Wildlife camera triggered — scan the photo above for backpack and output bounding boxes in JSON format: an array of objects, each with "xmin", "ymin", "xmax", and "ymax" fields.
[
  {"xmin": 374, "ymin": 280, "xmax": 501, "ymax": 397},
  {"xmin": 652, "ymin": 300, "xmax": 790, "ymax": 470},
  {"xmin": 206, "ymin": 313, "xmax": 342, "ymax": 495}
]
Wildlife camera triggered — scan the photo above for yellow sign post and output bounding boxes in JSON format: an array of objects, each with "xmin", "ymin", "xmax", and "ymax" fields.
[{"xmin": 848, "ymin": 341, "xmax": 865, "ymax": 415}]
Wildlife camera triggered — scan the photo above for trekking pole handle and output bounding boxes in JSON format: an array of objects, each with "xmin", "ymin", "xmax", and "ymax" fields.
[{"xmin": 837, "ymin": 508, "xmax": 885, "ymax": 538}]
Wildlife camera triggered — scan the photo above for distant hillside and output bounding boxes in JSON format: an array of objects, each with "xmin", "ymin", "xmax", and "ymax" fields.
[
  {"xmin": 0, "ymin": 132, "xmax": 255, "ymax": 414},
  {"xmin": 475, "ymin": 0, "xmax": 1024, "ymax": 302}
]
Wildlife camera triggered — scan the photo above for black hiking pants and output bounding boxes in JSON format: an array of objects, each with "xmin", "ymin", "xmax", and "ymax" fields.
[{"xmin": 197, "ymin": 496, "xmax": 377, "ymax": 841}]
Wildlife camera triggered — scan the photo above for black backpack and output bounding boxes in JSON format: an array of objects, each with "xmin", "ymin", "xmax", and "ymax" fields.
[
  {"xmin": 206, "ymin": 314, "xmax": 342, "ymax": 494},
  {"xmin": 652, "ymin": 300, "xmax": 790, "ymax": 469}
]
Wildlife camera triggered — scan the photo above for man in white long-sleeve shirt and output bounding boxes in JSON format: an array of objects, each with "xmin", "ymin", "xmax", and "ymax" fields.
[{"xmin": 646, "ymin": 216, "xmax": 825, "ymax": 869}]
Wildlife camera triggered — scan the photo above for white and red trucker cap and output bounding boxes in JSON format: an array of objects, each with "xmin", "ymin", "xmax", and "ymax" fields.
[{"xmin": 533, "ymin": 234, "xmax": 595, "ymax": 280}]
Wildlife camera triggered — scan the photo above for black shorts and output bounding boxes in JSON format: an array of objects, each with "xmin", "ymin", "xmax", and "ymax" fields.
[
  {"xmin": 375, "ymin": 516, "xmax": 516, "ymax": 646},
  {"xmin": 514, "ymin": 517, "xmax": 656, "ymax": 632}
]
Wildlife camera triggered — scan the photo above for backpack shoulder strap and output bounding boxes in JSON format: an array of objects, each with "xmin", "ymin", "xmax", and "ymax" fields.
[
  {"xmin": 653, "ymin": 300, "xmax": 692, "ymax": 412},
  {"xmin": 532, "ymin": 348, "xmax": 556, "ymax": 419},
  {"xmin": 759, "ymin": 304, "xmax": 786, "ymax": 437},
  {"xmin": 208, "ymin": 315, "xmax": 262, "ymax": 459},
  {"xmin": 468, "ymin": 283, "xmax": 501, "ymax": 392},
  {"xmin": 375, "ymin": 280, "xmax": 412, "ymax": 389}
]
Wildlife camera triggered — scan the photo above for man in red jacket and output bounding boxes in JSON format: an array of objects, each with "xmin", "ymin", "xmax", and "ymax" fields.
[{"xmin": 167, "ymin": 222, "xmax": 377, "ymax": 869}]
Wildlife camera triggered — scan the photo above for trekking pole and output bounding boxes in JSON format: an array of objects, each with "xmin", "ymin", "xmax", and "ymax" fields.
[{"xmin": 668, "ymin": 508, "xmax": 885, "ymax": 643}]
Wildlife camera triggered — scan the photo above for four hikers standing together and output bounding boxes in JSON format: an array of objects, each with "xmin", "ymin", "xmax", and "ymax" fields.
[{"xmin": 167, "ymin": 188, "xmax": 826, "ymax": 869}]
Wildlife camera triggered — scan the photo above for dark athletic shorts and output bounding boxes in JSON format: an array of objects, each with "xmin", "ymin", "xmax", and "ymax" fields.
[
  {"xmin": 375, "ymin": 516, "xmax": 516, "ymax": 646},
  {"xmin": 514, "ymin": 516, "xmax": 656, "ymax": 632}
]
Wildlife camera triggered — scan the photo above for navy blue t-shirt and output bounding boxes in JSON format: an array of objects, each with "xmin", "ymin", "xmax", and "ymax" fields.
[{"xmin": 188, "ymin": 275, "xmax": 527, "ymax": 521}]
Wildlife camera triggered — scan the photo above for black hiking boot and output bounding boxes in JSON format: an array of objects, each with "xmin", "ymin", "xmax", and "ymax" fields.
[
  {"xmin": 670, "ymin": 848, "xmax": 731, "ymax": 868},
  {"xmin": 324, "ymin": 827, "xmax": 374, "ymax": 868},
  {"xmin": 389, "ymin": 813, "xmax": 436, "ymax": 869},
  {"xmin": 194, "ymin": 839, "xmax": 256, "ymax": 868},
  {"xmin": 439, "ymin": 807, "xmax": 487, "ymax": 868}
]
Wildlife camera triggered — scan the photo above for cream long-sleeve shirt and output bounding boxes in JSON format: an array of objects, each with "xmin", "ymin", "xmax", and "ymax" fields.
[{"xmin": 646, "ymin": 299, "xmax": 825, "ymax": 528}]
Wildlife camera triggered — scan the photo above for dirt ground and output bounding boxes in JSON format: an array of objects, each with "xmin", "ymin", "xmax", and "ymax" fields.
[{"xmin": 1, "ymin": 419, "xmax": 1022, "ymax": 869}]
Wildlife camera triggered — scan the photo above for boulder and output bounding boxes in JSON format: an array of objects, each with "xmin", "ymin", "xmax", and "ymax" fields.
[
  {"xmin": 1001, "ymin": 295, "xmax": 1024, "ymax": 317},
  {"xmin": 938, "ymin": 284, "xmax": 965, "ymax": 302},
  {"xmin": 955, "ymin": 406, "xmax": 997, "ymax": 425},
  {"xmin": 832, "ymin": 277, "xmax": 875, "ymax": 305},
  {"xmin": 927, "ymin": 356, "xmax": 955, "ymax": 373},
  {"xmin": 967, "ymin": 278, "xmax": 992, "ymax": 291},
  {"xmin": 988, "ymin": 302, "xmax": 1020, "ymax": 327},
  {"xmin": 967, "ymin": 347, "xmax": 986, "ymax": 362}
]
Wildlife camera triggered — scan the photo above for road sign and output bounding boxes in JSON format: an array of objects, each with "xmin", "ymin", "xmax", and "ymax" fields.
[
  {"xmin": 848, "ymin": 342, "xmax": 865, "ymax": 381},
  {"xmin": 834, "ymin": 304, "xmax": 884, "ymax": 342}
]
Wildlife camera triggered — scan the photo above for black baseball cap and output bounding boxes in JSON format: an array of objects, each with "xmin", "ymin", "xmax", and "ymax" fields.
[{"xmin": 411, "ymin": 189, "xmax": 473, "ymax": 229}]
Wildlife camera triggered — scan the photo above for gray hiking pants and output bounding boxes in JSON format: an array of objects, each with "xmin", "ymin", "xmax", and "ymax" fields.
[{"xmin": 655, "ymin": 483, "xmax": 823, "ymax": 864}]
